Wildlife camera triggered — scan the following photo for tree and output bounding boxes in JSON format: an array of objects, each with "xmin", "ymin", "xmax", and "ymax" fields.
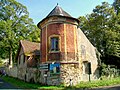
[
  {"xmin": 0, "ymin": 0, "xmax": 40, "ymax": 65},
  {"xmin": 113, "ymin": 0, "xmax": 120, "ymax": 15},
  {"xmin": 78, "ymin": 2, "xmax": 120, "ymax": 68}
]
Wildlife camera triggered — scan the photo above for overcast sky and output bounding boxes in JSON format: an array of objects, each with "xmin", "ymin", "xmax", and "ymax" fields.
[{"xmin": 17, "ymin": 0, "xmax": 113, "ymax": 25}]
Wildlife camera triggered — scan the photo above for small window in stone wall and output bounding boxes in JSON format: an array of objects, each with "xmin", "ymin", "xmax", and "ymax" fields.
[{"xmin": 83, "ymin": 62, "xmax": 91, "ymax": 74}]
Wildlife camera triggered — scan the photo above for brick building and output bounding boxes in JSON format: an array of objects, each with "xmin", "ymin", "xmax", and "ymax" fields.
[{"xmin": 37, "ymin": 5, "xmax": 99, "ymax": 86}]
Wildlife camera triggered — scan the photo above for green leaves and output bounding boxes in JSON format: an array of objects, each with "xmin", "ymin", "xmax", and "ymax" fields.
[
  {"xmin": 113, "ymin": 0, "xmax": 120, "ymax": 15},
  {"xmin": 0, "ymin": 0, "xmax": 40, "ymax": 61},
  {"xmin": 78, "ymin": 1, "xmax": 120, "ymax": 66}
]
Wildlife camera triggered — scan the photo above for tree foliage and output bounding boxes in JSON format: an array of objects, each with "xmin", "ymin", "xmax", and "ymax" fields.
[
  {"xmin": 78, "ymin": 2, "xmax": 120, "ymax": 68},
  {"xmin": 0, "ymin": 0, "xmax": 40, "ymax": 63},
  {"xmin": 113, "ymin": 0, "xmax": 120, "ymax": 15}
]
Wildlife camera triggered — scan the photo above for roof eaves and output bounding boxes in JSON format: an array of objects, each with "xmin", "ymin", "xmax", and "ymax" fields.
[{"xmin": 37, "ymin": 15, "xmax": 79, "ymax": 28}]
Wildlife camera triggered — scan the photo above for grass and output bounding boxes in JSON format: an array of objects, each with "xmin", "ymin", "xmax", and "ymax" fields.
[
  {"xmin": 76, "ymin": 77, "xmax": 120, "ymax": 88},
  {"xmin": 0, "ymin": 76, "xmax": 63, "ymax": 89},
  {"xmin": 1, "ymin": 76, "xmax": 120, "ymax": 89}
]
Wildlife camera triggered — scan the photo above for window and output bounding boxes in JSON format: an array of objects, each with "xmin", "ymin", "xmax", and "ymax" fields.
[
  {"xmin": 50, "ymin": 37, "xmax": 59, "ymax": 51},
  {"xmin": 83, "ymin": 62, "xmax": 91, "ymax": 74}
]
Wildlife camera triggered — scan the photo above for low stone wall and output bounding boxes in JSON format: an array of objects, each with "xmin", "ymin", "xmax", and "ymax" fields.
[
  {"xmin": 47, "ymin": 72, "xmax": 60, "ymax": 85},
  {"xmin": 38, "ymin": 63, "xmax": 99, "ymax": 86},
  {"xmin": 17, "ymin": 67, "xmax": 39, "ymax": 83},
  {"xmin": 38, "ymin": 70, "xmax": 60, "ymax": 85},
  {"xmin": 6, "ymin": 66, "xmax": 17, "ymax": 78},
  {"xmin": 26, "ymin": 68, "xmax": 38, "ymax": 83},
  {"xmin": 16, "ymin": 63, "xmax": 99, "ymax": 86},
  {"xmin": 17, "ymin": 67, "xmax": 26, "ymax": 80}
]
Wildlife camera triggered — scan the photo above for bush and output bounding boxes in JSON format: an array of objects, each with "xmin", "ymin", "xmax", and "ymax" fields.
[{"xmin": 100, "ymin": 63, "xmax": 120, "ymax": 78}]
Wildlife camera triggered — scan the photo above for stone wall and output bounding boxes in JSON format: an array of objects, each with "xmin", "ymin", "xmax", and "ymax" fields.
[
  {"xmin": 17, "ymin": 67, "xmax": 39, "ymax": 83},
  {"xmin": 6, "ymin": 66, "xmax": 17, "ymax": 78},
  {"xmin": 47, "ymin": 72, "xmax": 60, "ymax": 85},
  {"xmin": 77, "ymin": 28, "xmax": 99, "ymax": 81},
  {"xmin": 17, "ymin": 66, "xmax": 26, "ymax": 80},
  {"xmin": 60, "ymin": 64, "xmax": 81, "ymax": 86},
  {"xmin": 26, "ymin": 68, "xmax": 38, "ymax": 83}
]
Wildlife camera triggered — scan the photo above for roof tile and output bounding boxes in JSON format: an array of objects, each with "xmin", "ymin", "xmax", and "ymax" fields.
[{"xmin": 20, "ymin": 40, "xmax": 40, "ymax": 55}]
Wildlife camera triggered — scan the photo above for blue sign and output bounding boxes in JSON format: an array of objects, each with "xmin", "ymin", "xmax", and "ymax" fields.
[{"xmin": 49, "ymin": 63, "xmax": 60, "ymax": 74}]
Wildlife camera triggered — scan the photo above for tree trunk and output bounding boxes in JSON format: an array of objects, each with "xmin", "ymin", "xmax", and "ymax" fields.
[{"xmin": 9, "ymin": 47, "xmax": 13, "ymax": 66}]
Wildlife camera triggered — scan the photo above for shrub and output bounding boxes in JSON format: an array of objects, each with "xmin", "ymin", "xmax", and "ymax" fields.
[{"xmin": 100, "ymin": 63, "xmax": 120, "ymax": 79}]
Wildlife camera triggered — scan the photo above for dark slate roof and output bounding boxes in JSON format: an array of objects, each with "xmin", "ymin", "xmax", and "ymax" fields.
[
  {"xmin": 37, "ymin": 5, "xmax": 79, "ymax": 28},
  {"xmin": 46, "ymin": 5, "xmax": 72, "ymax": 18}
]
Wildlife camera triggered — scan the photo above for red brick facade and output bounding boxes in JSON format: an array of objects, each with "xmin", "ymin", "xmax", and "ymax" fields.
[{"xmin": 39, "ymin": 16, "xmax": 78, "ymax": 63}]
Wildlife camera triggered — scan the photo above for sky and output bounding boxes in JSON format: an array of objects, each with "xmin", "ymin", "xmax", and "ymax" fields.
[{"xmin": 17, "ymin": 0, "xmax": 114, "ymax": 25}]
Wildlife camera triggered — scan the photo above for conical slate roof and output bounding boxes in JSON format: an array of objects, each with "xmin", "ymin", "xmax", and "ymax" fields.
[
  {"xmin": 37, "ymin": 5, "xmax": 79, "ymax": 27},
  {"xmin": 46, "ymin": 5, "xmax": 72, "ymax": 18}
]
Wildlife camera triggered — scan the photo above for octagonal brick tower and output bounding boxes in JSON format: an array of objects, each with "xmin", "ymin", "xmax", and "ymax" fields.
[
  {"xmin": 37, "ymin": 5, "xmax": 99, "ymax": 86},
  {"xmin": 37, "ymin": 5, "xmax": 79, "ymax": 63}
]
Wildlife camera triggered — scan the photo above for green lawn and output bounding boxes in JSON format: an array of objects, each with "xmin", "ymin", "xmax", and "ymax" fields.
[
  {"xmin": 1, "ymin": 76, "xmax": 120, "ymax": 89},
  {"xmin": 76, "ymin": 77, "xmax": 120, "ymax": 88},
  {"xmin": 0, "ymin": 76, "xmax": 63, "ymax": 89}
]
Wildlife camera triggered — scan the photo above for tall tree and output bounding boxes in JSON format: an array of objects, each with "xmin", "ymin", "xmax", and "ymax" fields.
[
  {"xmin": 78, "ymin": 2, "xmax": 120, "ymax": 68},
  {"xmin": 0, "ymin": 0, "xmax": 40, "ymax": 65},
  {"xmin": 113, "ymin": 0, "xmax": 120, "ymax": 15}
]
